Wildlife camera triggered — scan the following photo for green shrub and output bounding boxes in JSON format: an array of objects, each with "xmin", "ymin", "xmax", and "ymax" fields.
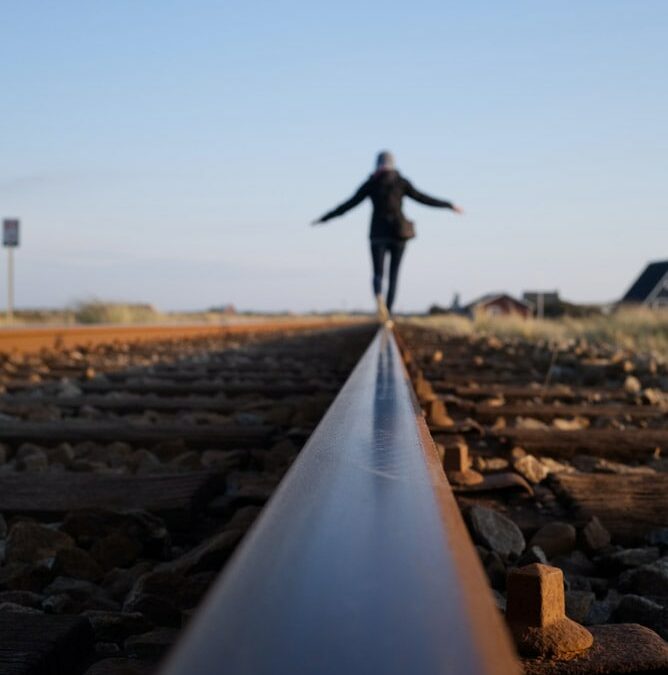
[{"xmin": 72, "ymin": 300, "xmax": 163, "ymax": 325}]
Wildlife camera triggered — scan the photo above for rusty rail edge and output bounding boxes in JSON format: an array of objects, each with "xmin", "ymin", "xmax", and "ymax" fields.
[
  {"xmin": 0, "ymin": 318, "xmax": 365, "ymax": 354},
  {"xmin": 160, "ymin": 327, "xmax": 521, "ymax": 675}
]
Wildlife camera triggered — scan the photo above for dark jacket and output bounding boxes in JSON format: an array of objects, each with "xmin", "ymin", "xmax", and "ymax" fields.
[{"xmin": 319, "ymin": 169, "xmax": 454, "ymax": 239}]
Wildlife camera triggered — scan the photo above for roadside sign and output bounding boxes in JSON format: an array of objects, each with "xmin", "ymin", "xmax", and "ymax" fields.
[{"xmin": 3, "ymin": 219, "xmax": 19, "ymax": 247}]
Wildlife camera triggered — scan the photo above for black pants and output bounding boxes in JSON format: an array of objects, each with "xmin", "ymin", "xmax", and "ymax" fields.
[{"xmin": 370, "ymin": 239, "xmax": 406, "ymax": 312}]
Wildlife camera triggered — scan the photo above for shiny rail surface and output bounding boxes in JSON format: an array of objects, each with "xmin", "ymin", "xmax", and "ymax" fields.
[
  {"xmin": 161, "ymin": 327, "xmax": 520, "ymax": 675},
  {"xmin": 0, "ymin": 319, "xmax": 361, "ymax": 354}
]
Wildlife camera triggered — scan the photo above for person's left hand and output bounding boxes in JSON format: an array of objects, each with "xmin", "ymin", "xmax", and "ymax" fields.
[
  {"xmin": 452, "ymin": 205, "xmax": 464, "ymax": 215},
  {"xmin": 311, "ymin": 219, "xmax": 323, "ymax": 226}
]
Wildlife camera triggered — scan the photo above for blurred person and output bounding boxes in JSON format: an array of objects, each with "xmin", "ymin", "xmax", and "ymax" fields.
[{"xmin": 312, "ymin": 151, "xmax": 463, "ymax": 323}]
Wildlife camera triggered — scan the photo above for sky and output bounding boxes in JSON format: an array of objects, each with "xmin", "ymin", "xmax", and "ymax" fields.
[{"xmin": 1, "ymin": 1, "xmax": 667, "ymax": 313}]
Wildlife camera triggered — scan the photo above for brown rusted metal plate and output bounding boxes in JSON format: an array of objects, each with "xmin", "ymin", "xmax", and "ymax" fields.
[{"xmin": 452, "ymin": 471, "xmax": 534, "ymax": 496}]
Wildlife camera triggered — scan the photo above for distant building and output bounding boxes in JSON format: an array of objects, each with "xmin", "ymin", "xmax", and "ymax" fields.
[
  {"xmin": 465, "ymin": 293, "xmax": 533, "ymax": 318},
  {"xmin": 621, "ymin": 261, "xmax": 668, "ymax": 309},
  {"xmin": 523, "ymin": 291, "xmax": 561, "ymax": 318},
  {"xmin": 209, "ymin": 304, "xmax": 237, "ymax": 314}
]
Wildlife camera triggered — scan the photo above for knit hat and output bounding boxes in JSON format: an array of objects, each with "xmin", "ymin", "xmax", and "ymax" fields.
[{"xmin": 375, "ymin": 151, "xmax": 395, "ymax": 171}]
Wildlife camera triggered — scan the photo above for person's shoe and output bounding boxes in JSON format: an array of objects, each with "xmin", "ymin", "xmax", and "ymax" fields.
[{"xmin": 376, "ymin": 294, "xmax": 389, "ymax": 322}]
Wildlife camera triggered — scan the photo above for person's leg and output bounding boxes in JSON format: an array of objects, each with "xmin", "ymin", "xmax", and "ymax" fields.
[
  {"xmin": 370, "ymin": 241, "xmax": 389, "ymax": 321},
  {"xmin": 386, "ymin": 241, "xmax": 406, "ymax": 313},
  {"xmin": 370, "ymin": 241, "xmax": 386, "ymax": 297}
]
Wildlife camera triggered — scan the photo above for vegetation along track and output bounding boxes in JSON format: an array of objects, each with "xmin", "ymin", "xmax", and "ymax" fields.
[
  {"xmin": 0, "ymin": 321, "xmax": 374, "ymax": 675},
  {"xmin": 0, "ymin": 320, "xmax": 666, "ymax": 674}
]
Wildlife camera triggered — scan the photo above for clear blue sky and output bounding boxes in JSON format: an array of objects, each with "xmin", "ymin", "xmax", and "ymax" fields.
[{"xmin": 1, "ymin": 1, "xmax": 666, "ymax": 312}]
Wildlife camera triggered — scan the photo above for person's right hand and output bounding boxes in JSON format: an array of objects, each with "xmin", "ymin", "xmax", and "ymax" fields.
[
  {"xmin": 311, "ymin": 219, "xmax": 323, "ymax": 226},
  {"xmin": 452, "ymin": 205, "xmax": 464, "ymax": 215}
]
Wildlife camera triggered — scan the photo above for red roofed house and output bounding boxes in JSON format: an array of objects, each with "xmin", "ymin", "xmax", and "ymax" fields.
[{"xmin": 465, "ymin": 293, "xmax": 533, "ymax": 319}]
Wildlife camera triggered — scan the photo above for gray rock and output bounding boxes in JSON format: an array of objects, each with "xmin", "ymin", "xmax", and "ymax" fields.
[
  {"xmin": 583, "ymin": 576, "xmax": 608, "ymax": 596},
  {"xmin": 94, "ymin": 643, "xmax": 123, "ymax": 658},
  {"xmin": 646, "ymin": 528, "xmax": 668, "ymax": 548},
  {"xmin": 46, "ymin": 444, "xmax": 75, "ymax": 466},
  {"xmin": 123, "ymin": 592, "xmax": 181, "ymax": 627},
  {"xmin": 16, "ymin": 451, "xmax": 49, "ymax": 472},
  {"xmin": 586, "ymin": 589, "xmax": 621, "ymax": 625},
  {"xmin": 618, "ymin": 559, "xmax": 668, "ymax": 596},
  {"xmin": 599, "ymin": 547, "xmax": 660, "ymax": 572},
  {"xmin": 529, "ymin": 522, "xmax": 576, "ymax": 558},
  {"xmin": 565, "ymin": 590, "xmax": 595, "ymax": 623},
  {"xmin": 128, "ymin": 449, "xmax": 162, "ymax": 474},
  {"xmin": 0, "ymin": 560, "xmax": 54, "ymax": 592},
  {"xmin": 42, "ymin": 592, "xmax": 78, "ymax": 614},
  {"xmin": 124, "ymin": 628, "xmax": 179, "ymax": 661},
  {"xmin": 563, "ymin": 574, "xmax": 595, "ymax": 593},
  {"xmin": 484, "ymin": 551, "xmax": 507, "ymax": 590},
  {"xmin": 0, "ymin": 590, "xmax": 43, "ymax": 607},
  {"xmin": 551, "ymin": 550, "xmax": 596, "ymax": 577},
  {"xmin": 62, "ymin": 510, "xmax": 168, "ymax": 557},
  {"xmin": 466, "ymin": 505, "xmax": 525, "ymax": 558},
  {"xmin": 83, "ymin": 610, "xmax": 153, "ymax": 642},
  {"xmin": 15, "ymin": 443, "xmax": 46, "ymax": 461},
  {"xmin": 612, "ymin": 594, "xmax": 668, "ymax": 639},
  {"xmin": 201, "ymin": 449, "xmax": 245, "ymax": 471},
  {"xmin": 126, "ymin": 568, "xmax": 183, "ymax": 600},
  {"xmin": 580, "ymin": 516, "xmax": 611, "ymax": 553},
  {"xmin": 92, "ymin": 532, "xmax": 142, "ymax": 570},
  {"xmin": 155, "ymin": 528, "xmax": 244, "ymax": 576},
  {"xmin": 517, "ymin": 545, "xmax": 548, "ymax": 566},
  {"xmin": 0, "ymin": 601, "xmax": 43, "ymax": 614},
  {"xmin": 44, "ymin": 576, "xmax": 102, "ymax": 600},
  {"xmin": 234, "ymin": 412, "xmax": 265, "ymax": 426},
  {"xmin": 102, "ymin": 562, "xmax": 153, "ymax": 601},
  {"xmin": 54, "ymin": 546, "xmax": 104, "ymax": 581},
  {"xmin": 57, "ymin": 380, "xmax": 83, "ymax": 398},
  {"xmin": 5, "ymin": 522, "xmax": 75, "ymax": 564}
]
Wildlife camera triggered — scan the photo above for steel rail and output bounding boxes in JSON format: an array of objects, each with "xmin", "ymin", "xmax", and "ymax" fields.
[
  {"xmin": 0, "ymin": 318, "xmax": 362, "ymax": 354},
  {"xmin": 161, "ymin": 327, "xmax": 521, "ymax": 675}
]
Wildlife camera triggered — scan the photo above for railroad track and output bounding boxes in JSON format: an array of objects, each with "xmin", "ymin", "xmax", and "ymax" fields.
[
  {"xmin": 0, "ymin": 321, "xmax": 374, "ymax": 674},
  {"xmin": 0, "ymin": 321, "xmax": 666, "ymax": 674}
]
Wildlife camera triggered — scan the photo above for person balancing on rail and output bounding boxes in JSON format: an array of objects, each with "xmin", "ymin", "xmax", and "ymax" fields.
[{"xmin": 312, "ymin": 151, "xmax": 463, "ymax": 324}]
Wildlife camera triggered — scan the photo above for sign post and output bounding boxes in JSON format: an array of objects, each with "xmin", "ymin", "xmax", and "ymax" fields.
[{"xmin": 3, "ymin": 219, "xmax": 20, "ymax": 324}]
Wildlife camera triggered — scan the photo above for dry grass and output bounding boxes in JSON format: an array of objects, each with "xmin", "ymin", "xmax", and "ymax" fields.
[
  {"xmin": 411, "ymin": 307, "xmax": 668, "ymax": 359},
  {"xmin": 73, "ymin": 301, "xmax": 165, "ymax": 325},
  {"xmin": 0, "ymin": 301, "xmax": 365, "ymax": 328}
]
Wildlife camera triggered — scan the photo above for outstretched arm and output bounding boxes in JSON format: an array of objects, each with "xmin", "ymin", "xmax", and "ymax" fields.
[
  {"xmin": 313, "ymin": 180, "xmax": 370, "ymax": 224},
  {"xmin": 404, "ymin": 180, "xmax": 462, "ymax": 212}
]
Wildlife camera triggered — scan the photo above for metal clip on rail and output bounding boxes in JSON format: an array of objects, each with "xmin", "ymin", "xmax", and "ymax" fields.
[{"xmin": 161, "ymin": 327, "xmax": 521, "ymax": 675}]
